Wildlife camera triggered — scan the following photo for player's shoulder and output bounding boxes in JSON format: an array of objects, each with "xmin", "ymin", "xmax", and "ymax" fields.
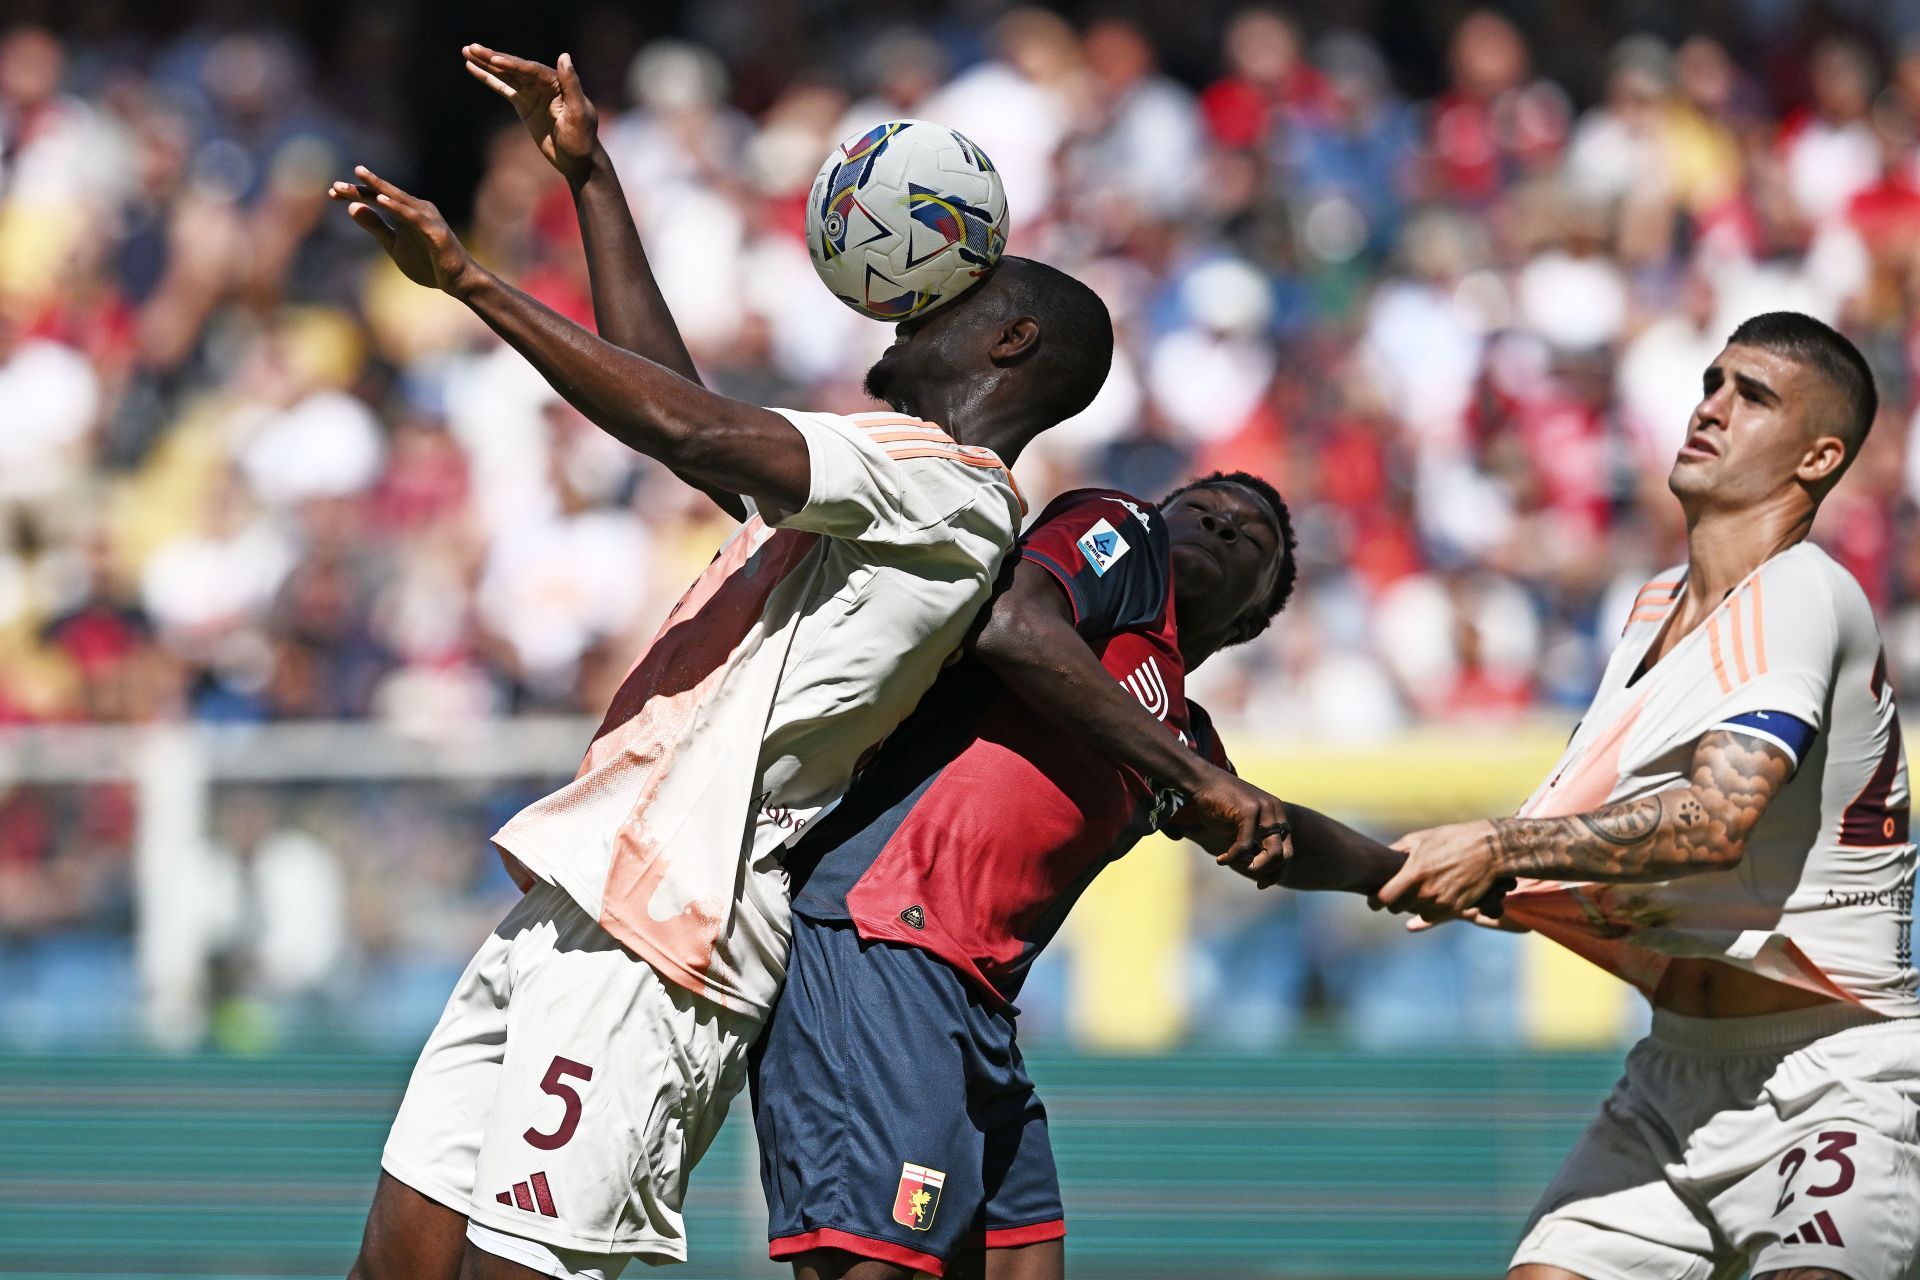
[
  {"xmin": 1760, "ymin": 542, "xmax": 1857, "ymax": 614},
  {"xmin": 1640, "ymin": 562, "xmax": 1687, "ymax": 594},
  {"xmin": 779, "ymin": 407, "xmax": 1026, "ymax": 545},
  {"xmin": 1620, "ymin": 563, "xmax": 1686, "ymax": 635},
  {"xmin": 1028, "ymin": 487, "xmax": 1162, "ymax": 534},
  {"xmin": 1023, "ymin": 487, "xmax": 1169, "ymax": 568},
  {"xmin": 1747, "ymin": 542, "xmax": 1885, "ymax": 660},
  {"xmin": 837, "ymin": 411, "xmax": 1009, "ymax": 472},
  {"xmin": 774, "ymin": 408, "xmax": 1012, "ymax": 480}
]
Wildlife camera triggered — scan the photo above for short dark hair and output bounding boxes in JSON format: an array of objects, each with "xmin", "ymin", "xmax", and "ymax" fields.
[
  {"xmin": 1726, "ymin": 312, "xmax": 1878, "ymax": 466},
  {"xmin": 985, "ymin": 256, "xmax": 1114, "ymax": 423},
  {"xmin": 1160, "ymin": 470, "xmax": 1299, "ymax": 622}
]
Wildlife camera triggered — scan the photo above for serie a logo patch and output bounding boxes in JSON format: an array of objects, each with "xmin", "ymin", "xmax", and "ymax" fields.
[
  {"xmin": 1076, "ymin": 518, "xmax": 1129, "ymax": 576},
  {"xmin": 892, "ymin": 1162, "xmax": 945, "ymax": 1231}
]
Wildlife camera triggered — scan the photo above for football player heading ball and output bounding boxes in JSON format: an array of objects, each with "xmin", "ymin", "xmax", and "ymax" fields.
[{"xmin": 332, "ymin": 43, "xmax": 1294, "ymax": 1280}]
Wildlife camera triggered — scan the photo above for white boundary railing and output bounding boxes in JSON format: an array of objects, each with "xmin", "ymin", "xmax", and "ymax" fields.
[{"xmin": 0, "ymin": 719, "xmax": 596, "ymax": 1046}]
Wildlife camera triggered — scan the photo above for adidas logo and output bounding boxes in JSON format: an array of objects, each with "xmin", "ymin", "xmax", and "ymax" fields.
[
  {"xmin": 1782, "ymin": 1210, "xmax": 1845, "ymax": 1247},
  {"xmin": 495, "ymin": 1171, "xmax": 558, "ymax": 1218},
  {"xmin": 900, "ymin": 905, "xmax": 926, "ymax": 929}
]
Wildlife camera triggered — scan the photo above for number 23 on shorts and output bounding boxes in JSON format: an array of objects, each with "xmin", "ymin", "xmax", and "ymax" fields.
[
  {"xmin": 525, "ymin": 1056, "xmax": 595, "ymax": 1151},
  {"xmin": 1775, "ymin": 1129, "xmax": 1858, "ymax": 1215}
]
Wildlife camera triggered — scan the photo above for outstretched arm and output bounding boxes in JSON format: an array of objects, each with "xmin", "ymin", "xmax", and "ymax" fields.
[
  {"xmin": 463, "ymin": 45, "xmax": 747, "ymax": 519},
  {"xmin": 329, "ymin": 168, "xmax": 809, "ymax": 516},
  {"xmin": 1267, "ymin": 804, "xmax": 1411, "ymax": 894},
  {"xmin": 969, "ymin": 559, "xmax": 1501, "ymax": 905},
  {"xmin": 971, "ymin": 560, "xmax": 1293, "ymax": 874},
  {"xmin": 1378, "ymin": 728, "xmax": 1793, "ymax": 917}
]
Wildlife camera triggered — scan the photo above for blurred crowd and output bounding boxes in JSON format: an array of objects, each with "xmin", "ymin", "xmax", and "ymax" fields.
[{"xmin": 8, "ymin": 3, "xmax": 1920, "ymax": 1048}]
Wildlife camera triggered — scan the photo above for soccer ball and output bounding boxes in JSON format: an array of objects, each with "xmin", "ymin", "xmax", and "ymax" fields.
[{"xmin": 806, "ymin": 120, "xmax": 1009, "ymax": 321}]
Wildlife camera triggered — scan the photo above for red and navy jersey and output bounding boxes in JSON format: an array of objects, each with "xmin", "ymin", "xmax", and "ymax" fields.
[{"xmin": 786, "ymin": 489, "xmax": 1232, "ymax": 1007}]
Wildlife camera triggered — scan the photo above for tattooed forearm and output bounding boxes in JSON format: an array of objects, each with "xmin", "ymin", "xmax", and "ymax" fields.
[
  {"xmin": 1577, "ymin": 797, "xmax": 1662, "ymax": 846},
  {"xmin": 1487, "ymin": 730, "xmax": 1793, "ymax": 883}
]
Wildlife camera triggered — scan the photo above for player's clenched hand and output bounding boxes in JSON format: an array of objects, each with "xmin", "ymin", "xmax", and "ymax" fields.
[
  {"xmin": 328, "ymin": 168, "xmax": 483, "ymax": 297},
  {"xmin": 1375, "ymin": 819, "xmax": 1502, "ymax": 920},
  {"xmin": 1185, "ymin": 767, "xmax": 1293, "ymax": 887},
  {"xmin": 464, "ymin": 45, "xmax": 599, "ymax": 186}
]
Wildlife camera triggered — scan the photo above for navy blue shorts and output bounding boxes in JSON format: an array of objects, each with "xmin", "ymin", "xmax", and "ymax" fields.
[{"xmin": 750, "ymin": 914, "xmax": 1065, "ymax": 1277}]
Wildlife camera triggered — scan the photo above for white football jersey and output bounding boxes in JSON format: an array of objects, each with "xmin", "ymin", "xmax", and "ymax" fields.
[
  {"xmin": 491, "ymin": 410, "xmax": 1024, "ymax": 1018},
  {"xmin": 1507, "ymin": 542, "xmax": 1918, "ymax": 1016}
]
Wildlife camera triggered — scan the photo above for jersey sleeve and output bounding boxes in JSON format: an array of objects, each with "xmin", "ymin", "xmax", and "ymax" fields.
[
  {"xmin": 1017, "ymin": 490, "xmax": 1170, "ymax": 639},
  {"xmin": 1705, "ymin": 553, "xmax": 1840, "ymax": 759},
  {"xmin": 766, "ymin": 409, "xmax": 1010, "ymax": 544}
]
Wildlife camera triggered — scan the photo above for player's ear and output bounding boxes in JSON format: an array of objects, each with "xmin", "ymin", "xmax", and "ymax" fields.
[
  {"xmin": 1797, "ymin": 434, "xmax": 1848, "ymax": 487},
  {"xmin": 988, "ymin": 315, "xmax": 1039, "ymax": 365}
]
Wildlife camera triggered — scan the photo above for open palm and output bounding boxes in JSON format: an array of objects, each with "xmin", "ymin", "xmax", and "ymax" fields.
[
  {"xmin": 464, "ymin": 44, "xmax": 599, "ymax": 183},
  {"xmin": 328, "ymin": 168, "xmax": 480, "ymax": 297}
]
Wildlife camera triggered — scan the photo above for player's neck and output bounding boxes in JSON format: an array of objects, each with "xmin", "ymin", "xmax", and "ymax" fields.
[
  {"xmin": 943, "ymin": 410, "xmax": 1040, "ymax": 466},
  {"xmin": 1681, "ymin": 499, "xmax": 1812, "ymax": 601},
  {"xmin": 897, "ymin": 381, "xmax": 1042, "ymax": 465}
]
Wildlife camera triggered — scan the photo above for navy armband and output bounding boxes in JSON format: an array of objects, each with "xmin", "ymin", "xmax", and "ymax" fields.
[{"xmin": 1711, "ymin": 710, "xmax": 1817, "ymax": 769}]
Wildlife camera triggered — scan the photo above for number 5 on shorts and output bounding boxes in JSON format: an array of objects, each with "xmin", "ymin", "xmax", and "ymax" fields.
[{"xmin": 524, "ymin": 1056, "xmax": 595, "ymax": 1150}]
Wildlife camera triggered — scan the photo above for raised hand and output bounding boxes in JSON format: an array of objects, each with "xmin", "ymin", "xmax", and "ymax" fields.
[
  {"xmin": 327, "ymin": 167, "xmax": 483, "ymax": 297},
  {"xmin": 463, "ymin": 44, "xmax": 599, "ymax": 185}
]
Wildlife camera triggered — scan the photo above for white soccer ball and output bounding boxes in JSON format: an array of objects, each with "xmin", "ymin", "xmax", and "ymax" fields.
[{"xmin": 806, "ymin": 120, "xmax": 1009, "ymax": 321}]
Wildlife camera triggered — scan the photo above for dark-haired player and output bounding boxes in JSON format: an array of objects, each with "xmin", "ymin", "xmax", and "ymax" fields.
[
  {"xmin": 754, "ymin": 472, "xmax": 1407, "ymax": 1280},
  {"xmin": 327, "ymin": 47, "xmax": 1290, "ymax": 1280},
  {"xmin": 1381, "ymin": 313, "xmax": 1920, "ymax": 1280}
]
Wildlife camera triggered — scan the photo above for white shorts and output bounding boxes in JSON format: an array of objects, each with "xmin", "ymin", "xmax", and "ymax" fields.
[
  {"xmin": 381, "ymin": 881, "xmax": 759, "ymax": 1267},
  {"xmin": 1515, "ymin": 1003, "xmax": 1920, "ymax": 1280}
]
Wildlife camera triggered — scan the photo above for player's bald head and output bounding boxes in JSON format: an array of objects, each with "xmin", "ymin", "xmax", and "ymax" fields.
[
  {"xmin": 1725, "ymin": 312, "xmax": 1877, "ymax": 478},
  {"xmin": 960, "ymin": 256, "xmax": 1114, "ymax": 423},
  {"xmin": 862, "ymin": 255, "xmax": 1113, "ymax": 435}
]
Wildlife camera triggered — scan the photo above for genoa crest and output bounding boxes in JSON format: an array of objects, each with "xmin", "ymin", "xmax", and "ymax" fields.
[{"xmin": 891, "ymin": 1162, "xmax": 945, "ymax": 1231}]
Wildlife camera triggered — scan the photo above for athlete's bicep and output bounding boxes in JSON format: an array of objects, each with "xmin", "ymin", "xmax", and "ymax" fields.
[
  {"xmin": 1684, "ymin": 728, "xmax": 1797, "ymax": 849},
  {"xmin": 668, "ymin": 399, "xmax": 811, "ymax": 519},
  {"xmin": 968, "ymin": 559, "xmax": 1079, "ymax": 663}
]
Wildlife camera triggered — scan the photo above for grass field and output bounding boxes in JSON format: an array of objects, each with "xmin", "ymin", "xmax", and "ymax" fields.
[{"xmin": 0, "ymin": 1049, "xmax": 1623, "ymax": 1279}]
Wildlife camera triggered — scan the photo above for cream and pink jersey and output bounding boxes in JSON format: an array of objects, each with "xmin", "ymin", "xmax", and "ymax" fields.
[
  {"xmin": 1506, "ymin": 542, "xmax": 1919, "ymax": 1017},
  {"xmin": 490, "ymin": 409, "xmax": 1024, "ymax": 1019}
]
